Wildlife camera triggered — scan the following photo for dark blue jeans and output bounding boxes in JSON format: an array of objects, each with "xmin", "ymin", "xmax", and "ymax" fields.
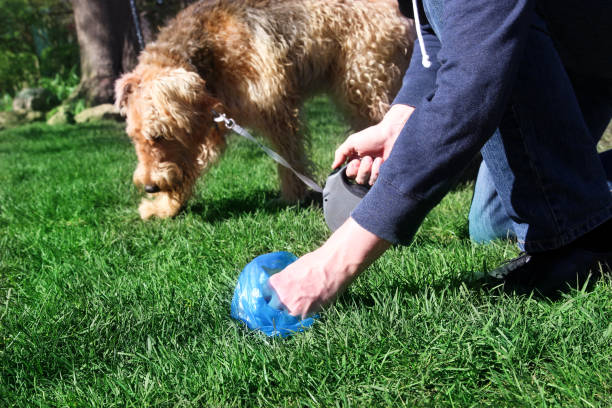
[{"xmin": 423, "ymin": 0, "xmax": 612, "ymax": 252}]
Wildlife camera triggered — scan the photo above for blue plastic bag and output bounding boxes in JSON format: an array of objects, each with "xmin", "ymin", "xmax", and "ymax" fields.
[{"xmin": 231, "ymin": 252, "xmax": 317, "ymax": 337}]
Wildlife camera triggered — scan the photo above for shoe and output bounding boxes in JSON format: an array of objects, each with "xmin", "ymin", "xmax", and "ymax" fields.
[
  {"xmin": 487, "ymin": 247, "xmax": 611, "ymax": 297},
  {"xmin": 486, "ymin": 218, "xmax": 612, "ymax": 297}
]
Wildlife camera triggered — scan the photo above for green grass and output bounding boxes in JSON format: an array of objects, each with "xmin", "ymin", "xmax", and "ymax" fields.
[{"xmin": 1, "ymin": 97, "xmax": 611, "ymax": 407}]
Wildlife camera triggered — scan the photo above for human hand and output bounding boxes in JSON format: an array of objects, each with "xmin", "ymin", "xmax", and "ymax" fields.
[
  {"xmin": 332, "ymin": 104, "xmax": 414, "ymax": 185},
  {"xmin": 268, "ymin": 218, "xmax": 391, "ymax": 319}
]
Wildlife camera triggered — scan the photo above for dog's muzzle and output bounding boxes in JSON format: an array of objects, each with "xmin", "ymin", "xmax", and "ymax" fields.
[{"xmin": 322, "ymin": 165, "xmax": 370, "ymax": 232}]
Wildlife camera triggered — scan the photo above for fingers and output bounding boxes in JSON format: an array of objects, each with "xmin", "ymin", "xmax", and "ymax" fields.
[
  {"xmin": 332, "ymin": 128, "xmax": 369, "ymax": 169},
  {"xmin": 267, "ymin": 291, "xmax": 285, "ymax": 311},
  {"xmin": 333, "ymin": 128, "xmax": 385, "ymax": 184},
  {"xmin": 345, "ymin": 158, "xmax": 361, "ymax": 179},
  {"xmin": 355, "ymin": 156, "xmax": 373, "ymax": 185},
  {"xmin": 332, "ymin": 140, "xmax": 353, "ymax": 169},
  {"xmin": 346, "ymin": 157, "xmax": 378, "ymax": 185},
  {"xmin": 369, "ymin": 157, "xmax": 383, "ymax": 185},
  {"xmin": 268, "ymin": 265, "xmax": 315, "ymax": 319}
]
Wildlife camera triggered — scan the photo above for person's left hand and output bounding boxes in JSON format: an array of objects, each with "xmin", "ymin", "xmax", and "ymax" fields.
[
  {"xmin": 268, "ymin": 218, "xmax": 390, "ymax": 318},
  {"xmin": 332, "ymin": 104, "xmax": 414, "ymax": 185}
]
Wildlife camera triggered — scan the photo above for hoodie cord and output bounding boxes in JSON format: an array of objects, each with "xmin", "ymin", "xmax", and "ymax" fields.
[{"xmin": 412, "ymin": 0, "xmax": 432, "ymax": 68}]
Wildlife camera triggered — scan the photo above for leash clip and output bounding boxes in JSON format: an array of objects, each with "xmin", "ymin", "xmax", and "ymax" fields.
[{"xmin": 212, "ymin": 110, "xmax": 235, "ymax": 129}]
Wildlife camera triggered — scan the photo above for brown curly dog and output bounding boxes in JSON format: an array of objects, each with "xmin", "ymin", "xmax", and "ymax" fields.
[{"xmin": 115, "ymin": 0, "xmax": 414, "ymax": 219}]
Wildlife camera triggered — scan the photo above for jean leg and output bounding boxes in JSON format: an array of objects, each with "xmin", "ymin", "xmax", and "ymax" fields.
[
  {"xmin": 480, "ymin": 14, "xmax": 612, "ymax": 253},
  {"xmin": 469, "ymin": 76, "xmax": 612, "ymax": 245},
  {"xmin": 469, "ymin": 159, "xmax": 516, "ymax": 243}
]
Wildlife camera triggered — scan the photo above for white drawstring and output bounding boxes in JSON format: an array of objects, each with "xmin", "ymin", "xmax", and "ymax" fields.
[{"xmin": 412, "ymin": 0, "xmax": 432, "ymax": 68}]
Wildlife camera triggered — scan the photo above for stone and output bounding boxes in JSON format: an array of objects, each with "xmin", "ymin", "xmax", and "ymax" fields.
[
  {"xmin": 74, "ymin": 104, "xmax": 123, "ymax": 123},
  {"xmin": 0, "ymin": 111, "xmax": 25, "ymax": 130},
  {"xmin": 25, "ymin": 111, "xmax": 45, "ymax": 122},
  {"xmin": 12, "ymin": 88, "xmax": 59, "ymax": 113},
  {"xmin": 46, "ymin": 105, "xmax": 74, "ymax": 126},
  {"xmin": 598, "ymin": 121, "xmax": 612, "ymax": 152}
]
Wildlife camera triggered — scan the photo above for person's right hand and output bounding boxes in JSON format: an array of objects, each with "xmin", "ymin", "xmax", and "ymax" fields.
[
  {"xmin": 268, "ymin": 217, "xmax": 391, "ymax": 319},
  {"xmin": 332, "ymin": 104, "xmax": 415, "ymax": 185}
]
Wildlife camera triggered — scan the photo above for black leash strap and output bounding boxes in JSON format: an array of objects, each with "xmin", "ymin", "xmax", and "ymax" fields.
[{"xmin": 129, "ymin": 0, "xmax": 145, "ymax": 51}]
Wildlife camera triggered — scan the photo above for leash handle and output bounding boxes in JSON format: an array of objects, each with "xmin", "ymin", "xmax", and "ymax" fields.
[{"xmin": 213, "ymin": 112, "xmax": 323, "ymax": 193}]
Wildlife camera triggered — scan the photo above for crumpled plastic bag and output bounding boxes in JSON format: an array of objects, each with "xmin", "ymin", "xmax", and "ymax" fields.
[{"xmin": 231, "ymin": 251, "xmax": 317, "ymax": 337}]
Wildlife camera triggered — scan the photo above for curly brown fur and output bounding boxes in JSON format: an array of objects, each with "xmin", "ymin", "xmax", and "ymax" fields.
[{"xmin": 116, "ymin": 0, "xmax": 414, "ymax": 219}]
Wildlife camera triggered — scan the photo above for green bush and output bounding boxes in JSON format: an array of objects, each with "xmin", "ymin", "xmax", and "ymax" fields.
[
  {"xmin": 1, "ymin": 93, "xmax": 12, "ymax": 111},
  {"xmin": 38, "ymin": 66, "xmax": 80, "ymax": 101},
  {"xmin": 0, "ymin": 0, "xmax": 79, "ymax": 96}
]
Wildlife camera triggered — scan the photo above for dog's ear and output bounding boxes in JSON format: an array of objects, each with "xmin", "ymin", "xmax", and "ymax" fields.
[
  {"xmin": 147, "ymin": 69, "xmax": 208, "ymax": 136},
  {"xmin": 115, "ymin": 72, "xmax": 141, "ymax": 115}
]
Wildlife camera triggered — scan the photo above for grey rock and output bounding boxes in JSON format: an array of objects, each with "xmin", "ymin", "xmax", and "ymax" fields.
[
  {"xmin": 74, "ymin": 104, "xmax": 123, "ymax": 123},
  {"xmin": 46, "ymin": 105, "xmax": 74, "ymax": 126},
  {"xmin": 25, "ymin": 111, "xmax": 45, "ymax": 122},
  {"xmin": 12, "ymin": 88, "xmax": 59, "ymax": 113},
  {"xmin": 0, "ymin": 111, "xmax": 25, "ymax": 130}
]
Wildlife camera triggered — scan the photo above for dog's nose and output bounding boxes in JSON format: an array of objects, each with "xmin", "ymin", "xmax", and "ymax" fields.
[{"xmin": 144, "ymin": 184, "xmax": 161, "ymax": 193}]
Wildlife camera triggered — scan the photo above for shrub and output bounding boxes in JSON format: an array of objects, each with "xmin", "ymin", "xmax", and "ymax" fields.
[
  {"xmin": 38, "ymin": 66, "xmax": 80, "ymax": 101},
  {"xmin": 0, "ymin": 0, "xmax": 79, "ymax": 96},
  {"xmin": 1, "ymin": 93, "xmax": 13, "ymax": 112}
]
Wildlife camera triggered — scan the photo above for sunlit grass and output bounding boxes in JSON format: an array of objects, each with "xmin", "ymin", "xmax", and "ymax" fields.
[{"xmin": 1, "ymin": 98, "xmax": 610, "ymax": 406}]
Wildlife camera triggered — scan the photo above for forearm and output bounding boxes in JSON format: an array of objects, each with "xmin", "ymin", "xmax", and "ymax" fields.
[{"xmin": 323, "ymin": 217, "xmax": 391, "ymax": 277}]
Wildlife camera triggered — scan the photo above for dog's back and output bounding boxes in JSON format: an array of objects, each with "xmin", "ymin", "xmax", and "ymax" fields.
[{"xmin": 142, "ymin": 0, "xmax": 413, "ymax": 125}]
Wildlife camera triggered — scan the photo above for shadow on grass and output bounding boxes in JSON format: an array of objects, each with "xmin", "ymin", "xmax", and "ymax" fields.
[
  {"xmin": 188, "ymin": 189, "xmax": 288, "ymax": 223},
  {"xmin": 336, "ymin": 267, "xmax": 610, "ymax": 313},
  {"xmin": 335, "ymin": 271, "xmax": 489, "ymax": 311},
  {"xmin": 187, "ymin": 188, "xmax": 323, "ymax": 224}
]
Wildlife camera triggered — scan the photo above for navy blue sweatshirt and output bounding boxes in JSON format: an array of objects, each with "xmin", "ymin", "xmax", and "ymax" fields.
[{"xmin": 351, "ymin": 0, "xmax": 611, "ymax": 245}]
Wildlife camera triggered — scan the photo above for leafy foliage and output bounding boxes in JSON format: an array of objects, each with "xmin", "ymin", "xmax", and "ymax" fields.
[
  {"xmin": 0, "ymin": 0, "xmax": 78, "ymax": 96},
  {"xmin": 0, "ymin": 93, "xmax": 12, "ymax": 111}
]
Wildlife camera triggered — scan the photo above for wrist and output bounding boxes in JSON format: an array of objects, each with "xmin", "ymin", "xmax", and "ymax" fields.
[
  {"xmin": 322, "ymin": 217, "xmax": 391, "ymax": 279},
  {"xmin": 383, "ymin": 104, "xmax": 415, "ymax": 135}
]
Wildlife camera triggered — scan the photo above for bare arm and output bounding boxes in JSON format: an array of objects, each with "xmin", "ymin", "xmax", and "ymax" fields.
[{"xmin": 268, "ymin": 217, "xmax": 390, "ymax": 318}]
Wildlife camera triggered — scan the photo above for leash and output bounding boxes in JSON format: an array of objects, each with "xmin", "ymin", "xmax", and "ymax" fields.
[
  {"xmin": 129, "ymin": 0, "xmax": 145, "ymax": 51},
  {"xmin": 212, "ymin": 111, "xmax": 323, "ymax": 193}
]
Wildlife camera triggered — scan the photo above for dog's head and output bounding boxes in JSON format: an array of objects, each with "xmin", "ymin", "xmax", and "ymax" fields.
[{"xmin": 115, "ymin": 65, "xmax": 227, "ymax": 202}]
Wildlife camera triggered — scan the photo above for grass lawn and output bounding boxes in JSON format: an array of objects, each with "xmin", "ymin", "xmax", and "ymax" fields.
[{"xmin": 1, "ymin": 97, "xmax": 611, "ymax": 407}]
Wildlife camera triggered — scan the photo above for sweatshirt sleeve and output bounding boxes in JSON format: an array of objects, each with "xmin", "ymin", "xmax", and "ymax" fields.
[
  {"xmin": 352, "ymin": 0, "xmax": 534, "ymax": 244},
  {"xmin": 392, "ymin": 22, "xmax": 441, "ymax": 108}
]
